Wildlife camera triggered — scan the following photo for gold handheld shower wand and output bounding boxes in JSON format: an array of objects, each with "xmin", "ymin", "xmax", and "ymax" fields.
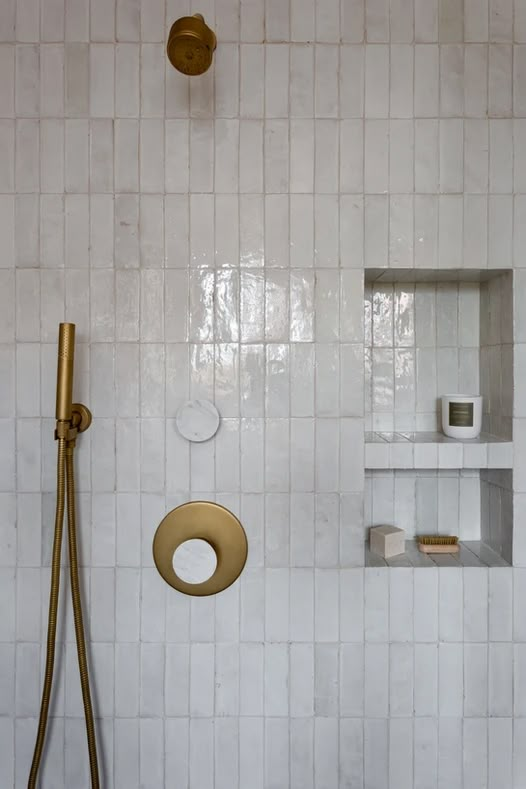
[
  {"xmin": 28, "ymin": 323, "xmax": 99, "ymax": 789},
  {"xmin": 56, "ymin": 322, "xmax": 75, "ymax": 422},
  {"xmin": 55, "ymin": 323, "xmax": 91, "ymax": 433}
]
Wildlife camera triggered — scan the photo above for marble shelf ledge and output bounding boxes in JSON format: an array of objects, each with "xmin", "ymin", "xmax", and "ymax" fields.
[
  {"xmin": 365, "ymin": 540, "xmax": 510, "ymax": 568},
  {"xmin": 365, "ymin": 431, "xmax": 513, "ymax": 470},
  {"xmin": 364, "ymin": 267, "xmax": 509, "ymax": 283}
]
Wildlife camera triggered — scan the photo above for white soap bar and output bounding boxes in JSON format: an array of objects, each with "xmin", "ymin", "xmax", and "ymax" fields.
[{"xmin": 370, "ymin": 525, "xmax": 405, "ymax": 559}]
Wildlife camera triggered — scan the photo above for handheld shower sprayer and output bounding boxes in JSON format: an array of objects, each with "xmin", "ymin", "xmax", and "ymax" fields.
[
  {"xmin": 56, "ymin": 322, "xmax": 75, "ymax": 423},
  {"xmin": 28, "ymin": 323, "xmax": 99, "ymax": 789},
  {"xmin": 54, "ymin": 322, "xmax": 91, "ymax": 435}
]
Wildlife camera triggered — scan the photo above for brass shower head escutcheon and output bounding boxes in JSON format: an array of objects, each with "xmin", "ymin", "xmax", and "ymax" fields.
[
  {"xmin": 153, "ymin": 501, "xmax": 248, "ymax": 596},
  {"xmin": 167, "ymin": 13, "xmax": 217, "ymax": 75}
]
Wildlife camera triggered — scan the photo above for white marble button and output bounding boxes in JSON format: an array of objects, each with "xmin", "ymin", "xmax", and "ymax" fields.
[
  {"xmin": 172, "ymin": 539, "xmax": 218, "ymax": 584},
  {"xmin": 175, "ymin": 399, "xmax": 220, "ymax": 442}
]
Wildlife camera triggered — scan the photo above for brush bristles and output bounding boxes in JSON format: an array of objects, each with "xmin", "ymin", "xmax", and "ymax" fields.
[{"xmin": 418, "ymin": 535, "xmax": 459, "ymax": 545}]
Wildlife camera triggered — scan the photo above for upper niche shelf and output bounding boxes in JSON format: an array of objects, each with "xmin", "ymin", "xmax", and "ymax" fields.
[
  {"xmin": 365, "ymin": 431, "xmax": 513, "ymax": 470},
  {"xmin": 364, "ymin": 267, "xmax": 511, "ymax": 283}
]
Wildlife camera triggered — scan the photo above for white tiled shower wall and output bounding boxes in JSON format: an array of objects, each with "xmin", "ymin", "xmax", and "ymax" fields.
[
  {"xmin": 365, "ymin": 469, "xmax": 482, "ymax": 539},
  {"xmin": 364, "ymin": 281, "xmax": 481, "ymax": 432},
  {"xmin": 2, "ymin": 0, "xmax": 526, "ymax": 786},
  {"xmin": 480, "ymin": 272, "xmax": 514, "ymax": 439}
]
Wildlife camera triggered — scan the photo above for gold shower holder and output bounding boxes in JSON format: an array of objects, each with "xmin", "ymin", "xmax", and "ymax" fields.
[
  {"xmin": 71, "ymin": 403, "xmax": 92, "ymax": 433},
  {"xmin": 54, "ymin": 405, "xmax": 91, "ymax": 441},
  {"xmin": 153, "ymin": 501, "xmax": 248, "ymax": 596}
]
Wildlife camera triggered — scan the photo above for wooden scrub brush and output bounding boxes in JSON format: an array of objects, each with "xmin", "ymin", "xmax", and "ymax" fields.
[{"xmin": 418, "ymin": 535, "xmax": 459, "ymax": 554}]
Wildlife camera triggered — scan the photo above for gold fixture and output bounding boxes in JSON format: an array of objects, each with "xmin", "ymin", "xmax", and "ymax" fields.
[
  {"xmin": 55, "ymin": 321, "xmax": 75, "ymax": 422},
  {"xmin": 153, "ymin": 501, "xmax": 248, "ymax": 596},
  {"xmin": 71, "ymin": 402, "xmax": 92, "ymax": 433},
  {"xmin": 167, "ymin": 13, "xmax": 217, "ymax": 75},
  {"xmin": 28, "ymin": 324, "xmax": 99, "ymax": 789}
]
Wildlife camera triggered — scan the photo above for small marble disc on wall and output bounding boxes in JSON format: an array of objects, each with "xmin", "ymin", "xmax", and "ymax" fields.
[{"xmin": 175, "ymin": 399, "xmax": 220, "ymax": 442}]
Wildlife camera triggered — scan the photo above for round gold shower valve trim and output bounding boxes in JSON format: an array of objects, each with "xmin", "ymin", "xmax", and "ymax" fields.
[
  {"xmin": 167, "ymin": 13, "xmax": 217, "ymax": 76},
  {"xmin": 153, "ymin": 501, "xmax": 248, "ymax": 596}
]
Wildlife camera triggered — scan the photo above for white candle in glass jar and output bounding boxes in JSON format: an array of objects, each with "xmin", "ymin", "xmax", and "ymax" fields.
[{"xmin": 441, "ymin": 394, "xmax": 482, "ymax": 439}]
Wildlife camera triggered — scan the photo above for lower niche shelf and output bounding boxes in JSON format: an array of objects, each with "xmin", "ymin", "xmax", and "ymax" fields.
[{"xmin": 365, "ymin": 540, "xmax": 510, "ymax": 568}]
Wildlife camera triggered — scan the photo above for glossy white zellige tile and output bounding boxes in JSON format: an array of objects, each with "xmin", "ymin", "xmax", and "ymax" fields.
[
  {"xmin": 116, "ymin": 0, "xmax": 140, "ymax": 42},
  {"xmin": 490, "ymin": 120, "xmax": 513, "ymax": 192},
  {"xmin": 290, "ymin": 45, "xmax": 313, "ymax": 118},
  {"xmin": 164, "ymin": 720, "xmax": 188, "ymax": 789},
  {"xmin": 463, "ymin": 0, "xmax": 487, "ymax": 41},
  {"xmin": 387, "ymin": 719, "xmax": 412, "ymax": 789},
  {"xmin": 414, "ymin": 120, "xmax": 439, "ymax": 195},
  {"xmin": 389, "ymin": 643, "xmax": 413, "ymax": 719},
  {"xmin": 0, "ymin": 121, "xmax": 14, "ymax": 197},
  {"xmin": 263, "ymin": 566, "xmax": 288, "ymax": 642},
  {"xmin": 315, "ymin": 45, "xmax": 338, "ymax": 118},
  {"xmin": 239, "ymin": 45, "xmax": 264, "ymax": 117},
  {"xmin": 414, "ymin": 642, "xmax": 439, "ymax": 716},
  {"xmin": 388, "ymin": 0, "xmax": 412, "ymax": 41},
  {"xmin": 89, "ymin": 0, "xmax": 115, "ymax": 42},
  {"xmin": 115, "ymin": 44, "xmax": 140, "ymax": 117},
  {"xmin": 489, "ymin": 43, "xmax": 512, "ymax": 117},
  {"xmin": 265, "ymin": 45, "xmax": 289, "ymax": 118},
  {"xmin": 264, "ymin": 120, "xmax": 289, "ymax": 193},
  {"xmin": 289, "ymin": 272, "xmax": 313, "ymax": 343},
  {"xmin": 265, "ymin": 194, "xmax": 289, "ymax": 266},
  {"xmin": 364, "ymin": 720, "xmax": 388, "ymax": 789},
  {"xmin": 15, "ymin": 45, "xmax": 38, "ymax": 117},
  {"xmin": 0, "ymin": 50, "xmax": 14, "ymax": 118},
  {"xmin": 365, "ymin": 0, "xmax": 389, "ymax": 43},
  {"xmin": 440, "ymin": 44, "xmax": 464, "ymax": 117},
  {"xmin": 440, "ymin": 118, "xmax": 463, "ymax": 193},
  {"xmin": 189, "ymin": 60, "xmax": 214, "ymax": 120},
  {"xmin": 438, "ymin": 642, "xmax": 463, "ymax": 716},
  {"xmin": 463, "ymin": 44, "xmax": 488, "ymax": 116},
  {"xmin": 414, "ymin": 46, "xmax": 439, "ymax": 119},
  {"xmin": 286, "ymin": 570, "xmax": 313, "ymax": 644},
  {"xmin": 364, "ymin": 119, "xmax": 389, "ymax": 196},
  {"xmin": 414, "ymin": 0, "xmax": 438, "ymax": 43},
  {"xmin": 390, "ymin": 45, "xmax": 414, "ymax": 118},
  {"xmin": 239, "ymin": 120, "xmax": 263, "ymax": 193},
  {"xmin": 389, "ymin": 121, "xmax": 413, "ymax": 195}
]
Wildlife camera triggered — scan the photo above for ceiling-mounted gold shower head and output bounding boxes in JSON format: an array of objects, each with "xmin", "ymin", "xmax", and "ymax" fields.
[{"xmin": 167, "ymin": 13, "xmax": 217, "ymax": 76}]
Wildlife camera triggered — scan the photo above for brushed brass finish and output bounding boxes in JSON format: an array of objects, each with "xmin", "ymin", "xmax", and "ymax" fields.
[
  {"xmin": 28, "ymin": 325, "xmax": 99, "ymax": 789},
  {"xmin": 56, "ymin": 323, "xmax": 75, "ymax": 422},
  {"xmin": 167, "ymin": 13, "xmax": 217, "ymax": 76},
  {"xmin": 28, "ymin": 438, "xmax": 67, "ymax": 789},
  {"xmin": 72, "ymin": 403, "xmax": 92, "ymax": 433},
  {"xmin": 64, "ymin": 446, "xmax": 100, "ymax": 786},
  {"xmin": 153, "ymin": 501, "xmax": 248, "ymax": 596}
]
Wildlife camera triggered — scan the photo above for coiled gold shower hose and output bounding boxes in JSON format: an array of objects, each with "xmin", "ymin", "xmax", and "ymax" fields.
[{"xmin": 28, "ymin": 437, "xmax": 100, "ymax": 788}]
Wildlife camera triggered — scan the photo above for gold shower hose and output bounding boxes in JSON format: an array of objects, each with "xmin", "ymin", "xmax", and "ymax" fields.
[
  {"xmin": 28, "ymin": 418, "xmax": 100, "ymax": 781},
  {"xmin": 28, "ymin": 435, "xmax": 100, "ymax": 787}
]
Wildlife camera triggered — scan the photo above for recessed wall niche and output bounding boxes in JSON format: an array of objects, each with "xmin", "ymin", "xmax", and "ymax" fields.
[{"xmin": 364, "ymin": 268, "xmax": 514, "ymax": 566}]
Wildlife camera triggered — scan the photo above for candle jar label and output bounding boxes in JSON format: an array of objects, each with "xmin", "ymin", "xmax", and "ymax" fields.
[{"xmin": 449, "ymin": 402, "xmax": 474, "ymax": 427}]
